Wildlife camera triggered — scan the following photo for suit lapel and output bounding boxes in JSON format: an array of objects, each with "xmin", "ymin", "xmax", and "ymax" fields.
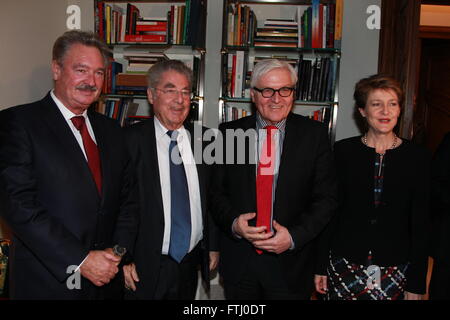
[
  {"xmin": 143, "ymin": 118, "xmax": 165, "ymax": 217},
  {"xmin": 241, "ymin": 116, "xmax": 257, "ymax": 208},
  {"xmin": 274, "ymin": 114, "xmax": 302, "ymax": 212},
  {"xmin": 40, "ymin": 93, "xmax": 99, "ymax": 199},
  {"xmin": 185, "ymin": 122, "xmax": 207, "ymax": 220}
]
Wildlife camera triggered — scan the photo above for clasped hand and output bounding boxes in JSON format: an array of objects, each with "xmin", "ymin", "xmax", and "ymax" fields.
[
  {"xmin": 233, "ymin": 212, "xmax": 292, "ymax": 254},
  {"xmin": 79, "ymin": 249, "xmax": 121, "ymax": 287}
]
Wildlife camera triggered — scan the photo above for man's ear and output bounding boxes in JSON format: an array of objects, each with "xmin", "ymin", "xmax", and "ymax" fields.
[
  {"xmin": 147, "ymin": 88, "xmax": 154, "ymax": 105},
  {"xmin": 51, "ymin": 60, "xmax": 61, "ymax": 81},
  {"xmin": 250, "ymin": 88, "xmax": 256, "ymax": 103}
]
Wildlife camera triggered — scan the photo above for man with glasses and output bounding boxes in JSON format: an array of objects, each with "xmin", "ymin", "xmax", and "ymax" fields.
[
  {"xmin": 122, "ymin": 59, "xmax": 219, "ymax": 299},
  {"xmin": 210, "ymin": 59, "xmax": 337, "ymax": 299}
]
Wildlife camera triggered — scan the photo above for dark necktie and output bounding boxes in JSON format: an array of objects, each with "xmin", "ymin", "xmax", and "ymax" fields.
[
  {"xmin": 71, "ymin": 116, "xmax": 102, "ymax": 195},
  {"xmin": 256, "ymin": 125, "xmax": 277, "ymax": 254},
  {"xmin": 167, "ymin": 130, "xmax": 191, "ymax": 263}
]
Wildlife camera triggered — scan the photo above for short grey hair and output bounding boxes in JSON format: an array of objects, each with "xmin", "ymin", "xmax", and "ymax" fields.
[
  {"xmin": 147, "ymin": 59, "xmax": 193, "ymax": 89},
  {"xmin": 52, "ymin": 30, "xmax": 111, "ymax": 67},
  {"xmin": 250, "ymin": 59, "xmax": 297, "ymax": 88}
]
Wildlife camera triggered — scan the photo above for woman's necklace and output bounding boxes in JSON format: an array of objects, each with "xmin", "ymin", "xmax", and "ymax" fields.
[{"xmin": 362, "ymin": 133, "xmax": 398, "ymax": 156}]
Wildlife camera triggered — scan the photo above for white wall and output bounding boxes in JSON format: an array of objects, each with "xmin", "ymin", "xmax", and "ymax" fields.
[
  {"xmin": 334, "ymin": 0, "xmax": 381, "ymax": 141},
  {"xmin": 0, "ymin": 0, "xmax": 93, "ymax": 111}
]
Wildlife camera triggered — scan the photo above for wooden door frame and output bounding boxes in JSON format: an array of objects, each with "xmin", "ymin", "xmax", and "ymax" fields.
[
  {"xmin": 378, "ymin": 0, "xmax": 421, "ymax": 139},
  {"xmin": 378, "ymin": 0, "xmax": 450, "ymax": 139}
]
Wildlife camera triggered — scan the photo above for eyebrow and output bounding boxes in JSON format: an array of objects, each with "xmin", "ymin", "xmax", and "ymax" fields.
[
  {"xmin": 73, "ymin": 63, "xmax": 105, "ymax": 72},
  {"xmin": 161, "ymin": 82, "xmax": 189, "ymax": 90}
]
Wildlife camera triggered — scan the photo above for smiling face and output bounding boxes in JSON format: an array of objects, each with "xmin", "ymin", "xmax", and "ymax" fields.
[
  {"xmin": 359, "ymin": 88, "xmax": 401, "ymax": 135},
  {"xmin": 148, "ymin": 70, "xmax": 191, "ymax": 130},
  {"xmin": 52, "ymin": 43, "xmax": 105, "ymax": 115},
  {"xmin": 251, "ymin": 67, "xmax": 294, "ymax": 125}
]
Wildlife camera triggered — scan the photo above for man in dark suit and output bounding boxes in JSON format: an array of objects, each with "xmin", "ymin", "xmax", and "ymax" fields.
[
  {"xmin": 429, "ymin": 131, "xmax": 450, "ymax": 300},
  {"xmin": 210, "ymin": 59, "xmax": 337, "ymax": 299},
  {"xmin": 122, "ymin": 60, "xmax": 219, "ymax": 300},
  {"xmin": 0, "ymin": 30, "xmax": 138, "ymax": 299}
]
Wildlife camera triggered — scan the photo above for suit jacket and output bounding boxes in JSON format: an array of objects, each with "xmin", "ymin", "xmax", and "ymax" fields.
[
  {"xmin": 431, "ymin": 132, "xmax": 450, "ymax": 263},
  {"xmin": 210, "ymin": 113, "xmax": 337, "ymax": 296},
  {"xmin": 124, "ymin": 118, "xmax": 219, "ymax": 299},
  {"xmin": 0, "ymin": 92, "xmax": 139, "ymax": 299}
]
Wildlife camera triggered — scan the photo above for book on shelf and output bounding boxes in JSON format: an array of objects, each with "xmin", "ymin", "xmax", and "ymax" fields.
[
  {"xmin": 225, "ymin": 3, "xmax": 256, "ymax": 46},
  {"xmin": 296, "ymin": 56, "xmax": 337, "ymax": 102},
  {"xmin": 334, "ymin": 0, "xmax": 343, "ymax": 49},
  {"xmin": 95, "ymin": 0, "xmax": 205, "ymax": 46},
  {"xmin": 222, "ymin": 105, "xmax": 252, "ymax": 123},
  {"xmin": 95, "ymin": 98, "xmax": 140, "ymax": 127},
  {"xmin": 124, "ymin": 34, "xmax": 167, "ymax": 43}
]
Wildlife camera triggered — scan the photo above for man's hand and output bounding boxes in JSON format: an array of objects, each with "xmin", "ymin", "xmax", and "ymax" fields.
[
  {"xmin": 233, "ymin": 212, "xmax": 273, "ymax": 241},
  {"xmin": 314, "ymin": 275, "xmax": 328, "ymax": 294},
  {"xmin": 123, "ymin": 263, "xmax": 139, "ymax": 291},
  {"xmin": 209, "ymin": 251, "xmax": 220, "ymax": 271},
  {"xmin": 252, "ymin": 220, "xmax": 292, "ymax": 254},
  {"xmin": 79, "ymin": 250, "xmax": 121, "ymax": 286}
]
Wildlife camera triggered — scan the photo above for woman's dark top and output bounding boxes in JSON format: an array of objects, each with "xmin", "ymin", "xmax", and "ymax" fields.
[{"xmin": 317, "ymin": 136, "xmax": 431, "ymax": 294}]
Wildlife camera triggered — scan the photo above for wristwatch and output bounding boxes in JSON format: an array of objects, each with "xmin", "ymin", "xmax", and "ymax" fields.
[{"xmin": 112, "ymin": 244, "xmax": 127, "ymax": 257}]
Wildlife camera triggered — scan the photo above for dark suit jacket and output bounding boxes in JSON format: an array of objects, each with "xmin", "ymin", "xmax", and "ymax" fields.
[
  {"xmin": 210, "ymin": 113, "xmax": 337, "ymax": 296},
  {"xmin": 0, "ymin": 92, "xmax": 139, "ymax": 299},
  {"xmin": 124, "ymin": 118, "xmax": 219, "ymax": 299},
  {"xmin": 431, "ymin": 132, "xmax": 450, "ymax": 263}
]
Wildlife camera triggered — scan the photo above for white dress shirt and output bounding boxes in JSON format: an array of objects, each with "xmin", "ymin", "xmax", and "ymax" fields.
[
  {"xmin": 154, "ymin": 116, "xmax": 203, "ymax": 255},
  {"xmin": 50, "ymin": 90, "xmax": 98, "ymax": 160}
]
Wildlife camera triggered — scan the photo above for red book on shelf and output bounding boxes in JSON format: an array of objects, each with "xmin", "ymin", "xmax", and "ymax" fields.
[
  {"xmin": 124, "ymin": 34, "xmax": 167, "ymax": 42},
  {"xmin": 312, "ymin": 0, "xmax": 320, "ymax": 48},
  {"xmin": 136, "ymin": 23, "xmax": 167, "ymax": 32}
]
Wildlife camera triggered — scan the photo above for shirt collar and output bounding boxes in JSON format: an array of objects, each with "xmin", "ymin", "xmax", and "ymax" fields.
[
  {"xmin": 50, "ymin": 89, "xmax": 87, "ymax": 121},
  {"xmin": 154, "ymin": 115, "xmax": 186, "ymax": 141},
  {"xmin": 256, "ymin": 112, "xmax": 287, "ymax": 132}
]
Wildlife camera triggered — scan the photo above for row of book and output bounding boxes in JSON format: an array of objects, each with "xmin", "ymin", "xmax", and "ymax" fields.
[
  {"xmin": 296, "ymin": 56, "xmax": 338, "ymax": 102},
  {"xmin": 102, "ymin": 52, "xmax": 202, "ymax": 97},
  {"xmin": 94, "ymin": 0, "xmax": 206, "ymax": 46},
  {"xmin": 222, "ymin": 105, "xmax": 253, "ymax": 123},
  {"xmin": 306, "ymin": 107, "xmax": 332, "ymax": 125},
  {"xmin": 224, "ymin": 0, "xmax": 343, "ymax": 49},
  {"xmin": 222, "ymin": 51, "xmax": 337, "ymax": 102},
  {"xmin": 94, "ymin": 98, "xmax": 140, "ymax": 127}
]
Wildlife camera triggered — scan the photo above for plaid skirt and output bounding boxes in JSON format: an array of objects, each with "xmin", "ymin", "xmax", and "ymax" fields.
[{"xmin": 326, "ymin": 251, "xmax": 409, "ymax": 300}]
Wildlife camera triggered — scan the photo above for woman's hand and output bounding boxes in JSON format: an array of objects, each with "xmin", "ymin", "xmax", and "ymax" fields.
[
  {"xmin": 314, "ymin": 274, "xmax": 328, "ymax": 295},
  {"xmin": 404, "ymin": 291, "xmax": 423, "ymax": 300}
]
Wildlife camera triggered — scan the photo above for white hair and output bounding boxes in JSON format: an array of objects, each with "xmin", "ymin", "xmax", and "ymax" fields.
[{"xmin": 250, "ymin": 59, "xmax": 297, "ymax": 88}]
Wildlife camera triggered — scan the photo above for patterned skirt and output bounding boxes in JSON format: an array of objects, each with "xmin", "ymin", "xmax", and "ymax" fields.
[{"xmin": 326, "ymin": 251, "xmax": 409, "ymax": 300}]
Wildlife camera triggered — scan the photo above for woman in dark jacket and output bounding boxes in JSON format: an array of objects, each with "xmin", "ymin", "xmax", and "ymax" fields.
[{"xmin": 315, "ymin": 74, "xmax": 431, "ymax": 300}]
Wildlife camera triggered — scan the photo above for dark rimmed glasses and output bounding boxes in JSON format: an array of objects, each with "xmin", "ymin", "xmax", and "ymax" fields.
[{"xmin": 252, "ymin": 86, "xmax": 295, "ymax": 98}]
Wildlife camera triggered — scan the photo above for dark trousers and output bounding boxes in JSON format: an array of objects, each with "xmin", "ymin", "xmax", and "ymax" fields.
[
  {"xmin": 429, "ymin": 260, "xmax": 450, "ymax": 300},
  {"xmin": 153, "ymin": 245, "xmax": 201, "ymax": 300},
  {"xmin": 223, "ymin": 250, "xmax": 307, "ymax": 300}
]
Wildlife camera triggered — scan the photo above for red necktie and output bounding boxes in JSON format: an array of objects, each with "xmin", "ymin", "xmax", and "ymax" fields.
[
  {"xmin": 71, "ymin": 116, "xmax": 102, "ymax": 195},
  {"xmin": 256, "ymin": 125, "xmax": 277, "ymax": 254}
]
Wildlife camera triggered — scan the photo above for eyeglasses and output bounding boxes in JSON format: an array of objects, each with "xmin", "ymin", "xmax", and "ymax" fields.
[
  {"xmin": 153, "ymin": 87, "xmax": 193, "ymax": 99},
  {"xmin": 253, "ymin": 87, "xmax": 295, "ymax": 98}
]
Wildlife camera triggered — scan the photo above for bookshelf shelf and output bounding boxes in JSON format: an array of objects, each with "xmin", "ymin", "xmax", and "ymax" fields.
[{"xmin": 223, "ymin": 46, "xmax": 341, "ymax": 54}]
